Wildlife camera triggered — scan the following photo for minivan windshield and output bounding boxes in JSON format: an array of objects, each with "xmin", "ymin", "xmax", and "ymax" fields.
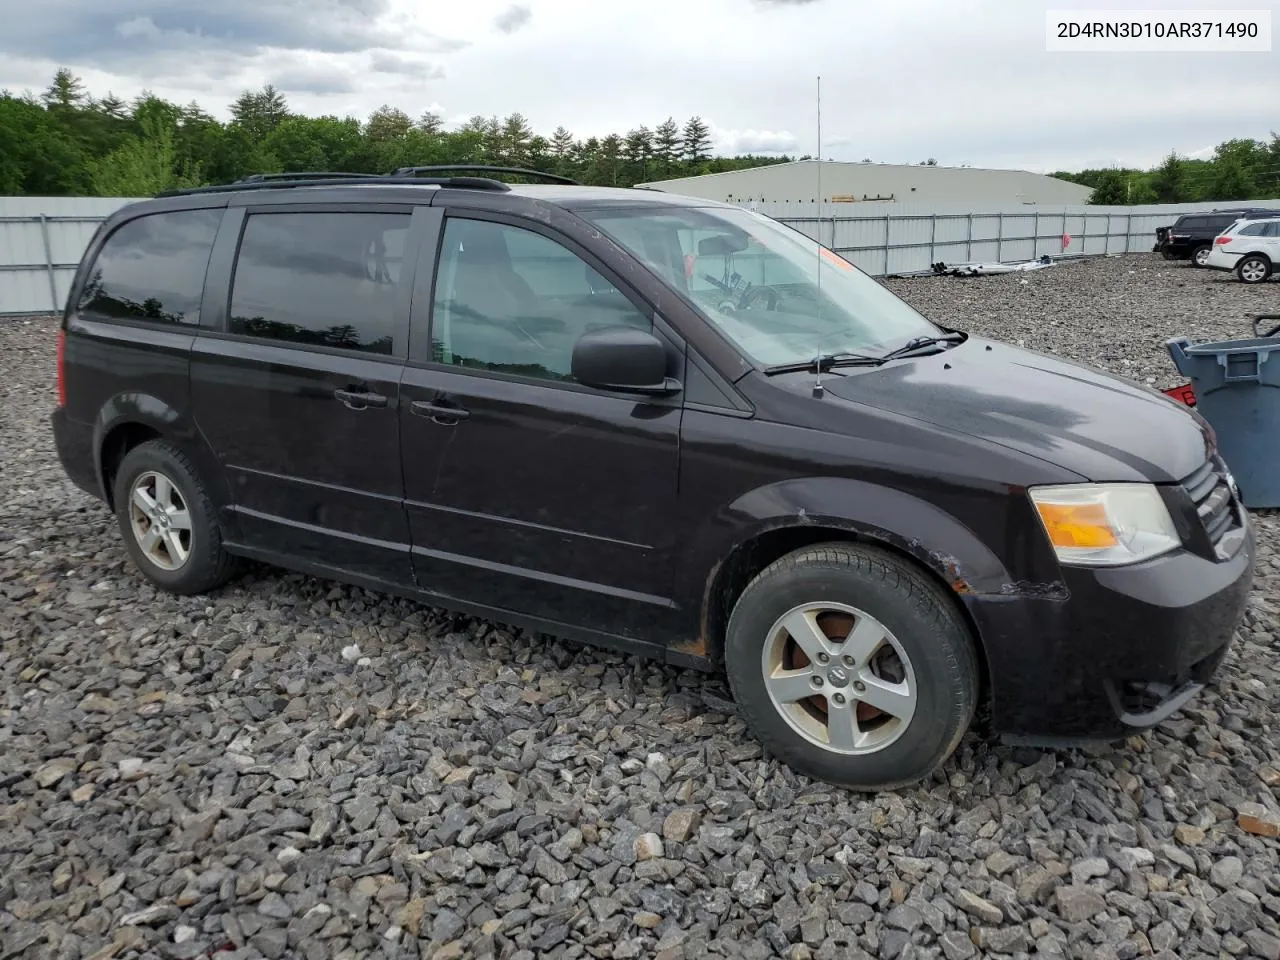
[{"xmin": 579, "ymin": 205, "xmax": 941, "ymax": 367}]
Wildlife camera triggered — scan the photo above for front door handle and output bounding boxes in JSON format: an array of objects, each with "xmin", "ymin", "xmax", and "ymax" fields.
[
  {"xmin": 334, "ymin": 388, "xmax": 388, "ymax": 410},
  {"xmin": 410, "ymin": 400, "xmax": 470, "ymax": 424}
]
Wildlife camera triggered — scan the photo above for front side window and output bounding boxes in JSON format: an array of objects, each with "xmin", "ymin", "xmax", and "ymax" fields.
[
  {"xmin": 580, "ymin": 205, "xmax": 939, "ymax": 367},
  {"xmin": 229, "ymin": 212, "xmax": 409, "ymax": 355},
  {"xmin": 431, "ymin": 217, "xmax": 650, "ymax": 382},
  {"xmin": 80, "ymin": 209, "xmax": 222, "ymax": 324}
]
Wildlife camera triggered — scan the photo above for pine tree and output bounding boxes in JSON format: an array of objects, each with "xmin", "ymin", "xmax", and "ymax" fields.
[
  {"xmin": 653, "ymin": 117, "xmax": 681, "ymax": 176},
  {"xmin": 42, "ymin": 68, "xmax": 86, "ymax": 109},
  {"xmin": 417, "ymin": 111, "xmax": 444, "ymax": 135},
  {"xmin": 501, "ymin": 113, "xmax": 533, "ymax": 167},
  {"xmin": 96, "ymin": 93, "xmax": 127, "ymax": 118},
  {"xmin": 622, "ymin": 126, "xmax": 653, "ymax": 184},
  {"xmin": 682, "ymin": 116, "xmax": 711, "ymax": 167}
]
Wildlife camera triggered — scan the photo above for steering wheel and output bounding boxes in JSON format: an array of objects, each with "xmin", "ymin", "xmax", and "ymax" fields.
[{"xmin": 739, "ymin": 285, "xmax": 779, "ymax": 311}]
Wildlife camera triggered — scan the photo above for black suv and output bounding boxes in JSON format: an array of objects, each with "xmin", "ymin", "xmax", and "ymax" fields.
[
  {"xmin": 52, "ymin": 167, "xmax": 1255, "ymax": 790},
  {"xmin": 1155, "ymin": 207, "xmax": 1279, "ymax": 266}
]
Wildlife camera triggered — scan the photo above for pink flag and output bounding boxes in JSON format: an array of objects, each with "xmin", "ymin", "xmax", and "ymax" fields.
[{"xmin": 1062, "ymin": 233, "xmax": 1072, "ymax": 250}]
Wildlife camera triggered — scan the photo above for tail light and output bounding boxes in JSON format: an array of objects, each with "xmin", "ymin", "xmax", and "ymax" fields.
[
  {"xmin": 56, "ymin": 329, "xmax": 67, "ymax": 407},
  {"xmin": 1215, "ymin": 236, "xmax": 1233, "ymax": 245}
]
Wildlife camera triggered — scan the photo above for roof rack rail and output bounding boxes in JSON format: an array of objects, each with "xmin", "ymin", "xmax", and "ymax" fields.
[
  {"xmin": 237, "ymin": 172, "xmax": 375, "ymax": 183},
  {"xmin": 155, "ymin": 175, "xmax": 515, "ymax": 198},
  {"xmin": 388, "ymin": 165, "xmax": 581, "ymax": 185}
]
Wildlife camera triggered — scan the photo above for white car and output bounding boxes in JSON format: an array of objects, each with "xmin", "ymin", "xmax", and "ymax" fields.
[{"xmin": 1205, "ymin": 216, "xmax": 1280, "ymax": 283}]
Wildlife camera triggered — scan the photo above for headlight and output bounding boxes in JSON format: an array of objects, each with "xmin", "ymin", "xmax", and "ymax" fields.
[{"xmin": 1029, "ymin": 483, "xmax": 1180, "ymax": 566}]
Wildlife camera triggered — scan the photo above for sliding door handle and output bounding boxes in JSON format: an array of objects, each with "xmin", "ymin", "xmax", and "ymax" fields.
[
  {"xmin": 334, "ymin": 389, "xmax": 388, "ymax": 410},
  {"xmin": 410, "ymin": 400, "xmax": 470, "ymax": 424}
]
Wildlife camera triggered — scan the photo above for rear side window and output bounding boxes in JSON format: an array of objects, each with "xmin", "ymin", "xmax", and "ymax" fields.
[
  {"xmin": 80, "ymin": 209, "xmax": 222, "ymax": 325},
  {"xmin": 229, "ymin": 212, "xmax": 409, "ymax": 356},
  {"xmin": 1238, "ymin": 222, "xmax": 1270, "ymax": 237}
]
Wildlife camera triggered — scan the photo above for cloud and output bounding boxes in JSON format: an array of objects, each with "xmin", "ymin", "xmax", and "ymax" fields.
[
  {"xmin": 0, "ymin": 0, "xmax": 466, "ymax": 77},
  {"xmin": 714, "ymin": 127, "xmax": 799, "ymax": 155},
  {"xmin": 369, "ymin": 51, "xmax": 446, "ymax": 79},
  {"xmin": 493, "ymin": 5, "xmax": 531, "ymax": 34},
  {"xmin": 271, "ymin": 62, "xmax": 358, "ymax": 95}
]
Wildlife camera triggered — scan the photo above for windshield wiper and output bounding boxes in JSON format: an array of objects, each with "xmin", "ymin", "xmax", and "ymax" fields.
[
  {"xmin": 762, "ymin": 352, "xmax": 885, "ymax": 376},
  {"xmin": 875, "ymin": 332, "xmax": 966, "ymax": 362}
]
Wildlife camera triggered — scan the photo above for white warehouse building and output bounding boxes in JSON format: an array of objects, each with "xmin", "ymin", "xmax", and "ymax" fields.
[{"xmin": 637, "ymin": 160, "xmax": 1093, "ymax": 206}]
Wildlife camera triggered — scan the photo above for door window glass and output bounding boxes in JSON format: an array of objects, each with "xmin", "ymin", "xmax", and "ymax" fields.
[
  {"xmin": 431, "ymin": 218, "xmax": 650, "ymax": 381},
  {"xmin": 80, "ymin": 209, "xmax": 222, "ymax": 324},
  {"xmin": 1238, "ymin": 222, "xmax": 1269, "ymax": 237},
  {"xmin": 229, "ymin": 212, "xmax": 409, "ymax": 355}
]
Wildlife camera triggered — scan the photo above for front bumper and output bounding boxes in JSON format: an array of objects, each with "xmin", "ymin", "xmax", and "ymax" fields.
[{"xmin": 966, "ymin": 519, "xmax": 1255, "ymax": 744}]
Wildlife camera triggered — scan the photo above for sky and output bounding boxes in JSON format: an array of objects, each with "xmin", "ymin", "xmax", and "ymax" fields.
[{"xmin": 1, "ymin": 0, "xmax": 1277, "ymax": 174}]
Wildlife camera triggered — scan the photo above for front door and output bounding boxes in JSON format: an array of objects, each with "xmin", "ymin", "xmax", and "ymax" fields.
[
  {"xmin": 399, "ymin": 211, "xmax": 684, "ymax": 640},
  {"xmin": 192, "ymin": 205, "xmax": 422, "ymax": 586}
]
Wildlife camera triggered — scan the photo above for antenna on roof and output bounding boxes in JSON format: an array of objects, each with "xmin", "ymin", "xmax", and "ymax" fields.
[{"xmin": 813, "ymin": 74, "xmax": 825, "ymax": 399}]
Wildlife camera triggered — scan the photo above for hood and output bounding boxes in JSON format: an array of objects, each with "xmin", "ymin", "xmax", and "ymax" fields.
[{"xmin": 816, "ymin": 337, "xmax": 1209, "ymax": 483}]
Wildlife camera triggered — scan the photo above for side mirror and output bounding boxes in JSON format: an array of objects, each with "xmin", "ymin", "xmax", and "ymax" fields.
[{"xmin": 571, "ymin": 326, "xmax": 680, "ymax": 395}]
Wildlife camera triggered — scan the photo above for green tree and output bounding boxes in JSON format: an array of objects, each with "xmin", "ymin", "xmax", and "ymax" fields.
[
  {"xmin": 231, "ymin": 85, "xmax": 289, "ymax": 140},
  {"xmin": 42, "ymin": 68, "xmax": 86, "ymax": 109},
  {"xmin": 1087, "ymin": 170, "xmax": 1128, "ymax": 205},
  {"xmin": 1148, "ymin": 151, "xmax": 1186, "ymax": 202},
  {"xmin": 88, "ymin": 115, "xmax": 200, "ymax": 196},
  {"xmin": 682, "ymin": 116, "xmax": 711, "ymax": 167},
  {"xmin": 501, "ymin": 113, "xmax": 533, "ymax": 167},
  {"xmin": 366, "ymin": 105, "xmax": 413, "ymax": 142},
  {"xmin": 653, "ymin": 117, "xmax": 681, "ymax": 176}
]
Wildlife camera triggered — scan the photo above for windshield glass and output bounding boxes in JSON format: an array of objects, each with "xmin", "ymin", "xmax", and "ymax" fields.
[{"xmin": 579, "ymin": 205, "xmax": 940, "ymax": 366}]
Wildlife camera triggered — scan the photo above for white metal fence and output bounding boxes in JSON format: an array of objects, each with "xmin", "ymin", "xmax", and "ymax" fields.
[
  {"xmin": 0, "ymin": 197, "xmax": 142, "ymax": 316},
  {"xmin": 742, "ymin": 199, "xmax": 1279, "ymax": 277},
  {"xmin": 2, "ymin": 195, "xmax": 1273, "ymax": 316}
]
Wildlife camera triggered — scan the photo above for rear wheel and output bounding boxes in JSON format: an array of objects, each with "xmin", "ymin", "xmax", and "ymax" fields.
[
  {"xmin": 1237, "ymin": 254, "xmax": 1271, "ymax": 284},
  {"xmin": 1192, "ymin": 245, "xmax": 1212, "ymax": 267},
  {"xmin": 724, "ymin": 543, "xmax": 979, "ymax": 790},
  {"xmin": 112, "ymin": 440, "xmax": 239, "ymax": 595}
]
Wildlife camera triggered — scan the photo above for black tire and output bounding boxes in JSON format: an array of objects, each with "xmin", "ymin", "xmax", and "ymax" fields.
[
  {"xmin": 1191, "ymin": 245, "xmax": 1212, "ymax": 268},
  {"xmin": 724, "ymin": 542, "xmax": 979, "ymax": 791},
  {"xmin": 112, "ymin": 440, "xmax": 239, "ymax": 595},
  {"xmin": 1236, "ymin": 254, "xmax": 1271, "ymax": 284}
]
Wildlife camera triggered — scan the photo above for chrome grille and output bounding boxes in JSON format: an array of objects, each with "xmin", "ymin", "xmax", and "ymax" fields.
[{"xmin": 1181, "ymin": 457, "xmax": 1238, "ymax": 552}]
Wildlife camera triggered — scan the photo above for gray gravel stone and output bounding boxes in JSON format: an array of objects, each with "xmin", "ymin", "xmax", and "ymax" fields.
[{"xmin": 3, "ymin": 258, "xmax": 1278, "ymax": 960}]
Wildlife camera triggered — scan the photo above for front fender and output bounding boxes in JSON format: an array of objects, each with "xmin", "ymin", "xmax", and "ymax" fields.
[{"xmin": 673, "ymin": 476, "xmax": 1026, "ymax": 647}]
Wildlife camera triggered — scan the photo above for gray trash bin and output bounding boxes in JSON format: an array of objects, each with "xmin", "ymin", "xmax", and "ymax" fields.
[{"xmin": 1167, "ymin": 315, "xmax": 1280, "ymax": 509}]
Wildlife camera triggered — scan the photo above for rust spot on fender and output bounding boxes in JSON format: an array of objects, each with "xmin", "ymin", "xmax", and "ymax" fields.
[
  {"xmin": 933, "ymin": 552, "xmax": 975, "ymax": 594},
  {"xmin": 671, "ymin": 635, "xmax": 709, "ymax": 658}
]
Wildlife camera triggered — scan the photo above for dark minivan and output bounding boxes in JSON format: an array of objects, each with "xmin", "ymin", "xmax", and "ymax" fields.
[{"xmin": 52, "ymin": 169, "xmax": 1255, "ymax": 790}]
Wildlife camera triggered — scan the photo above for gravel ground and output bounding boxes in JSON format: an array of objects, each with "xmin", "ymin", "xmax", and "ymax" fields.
[{"xmin": 2, "ymin": 252, "xmax": 1278, "ymax": 960}]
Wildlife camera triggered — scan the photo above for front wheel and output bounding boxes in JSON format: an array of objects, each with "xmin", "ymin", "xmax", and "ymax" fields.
[
  {"xmin": 1237, "ymin": 254, "xmax": 1271, "ymax": 284},
  {"xmin": 724, "ymin": 543, "xmax": 979, "ymax": 790},
  {"xmin": 1192, "ymin": 245, "xmax": 1212, "ymax": 267}
]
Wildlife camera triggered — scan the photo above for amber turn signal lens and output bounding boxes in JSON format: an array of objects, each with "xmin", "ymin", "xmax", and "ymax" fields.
[{"xmin": 1032, "ymin": 501, "xmax": 1119, "ymax": 549}]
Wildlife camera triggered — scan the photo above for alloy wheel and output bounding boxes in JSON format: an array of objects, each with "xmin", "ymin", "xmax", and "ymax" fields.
[
  {"xmin": 128, "ymin": 470, "xmax": 193, "ymax": 571},
  {"xmin": 1240, "ymin": 258, "xmax": 1269, "ymax": 283},
  {"xmin": 760, "ymin": 601, "xmax": 917, "ymax": 755}
]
